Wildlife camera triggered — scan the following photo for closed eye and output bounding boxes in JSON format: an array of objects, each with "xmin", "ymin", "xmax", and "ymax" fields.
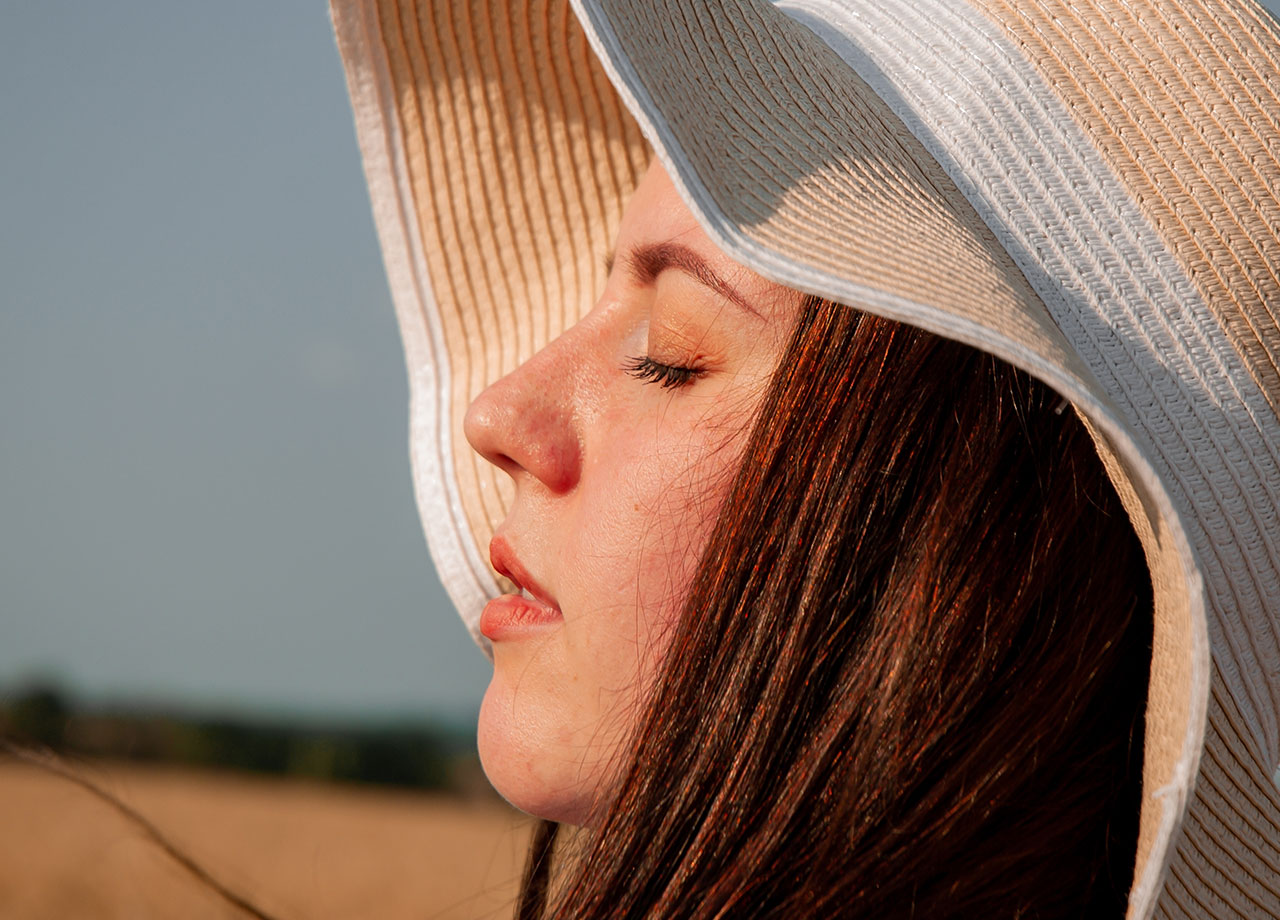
[{"xmin": 623, "ymin": 355, "xmax": 706, "ymax": 389}]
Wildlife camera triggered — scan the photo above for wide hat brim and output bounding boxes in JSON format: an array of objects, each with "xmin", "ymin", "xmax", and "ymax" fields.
[{"xmin": 332, "ymin": 0, "xmax": 1280, "ymax": 916}]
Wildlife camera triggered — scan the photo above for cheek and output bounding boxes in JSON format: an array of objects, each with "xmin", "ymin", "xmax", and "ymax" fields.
[
  {"xmin": 631, "ymin": 453, "xmax": 730, "ymax": 622},
  {"xmin": 569, "ymin": 403, "xmax": 747, "ymax": 657}
]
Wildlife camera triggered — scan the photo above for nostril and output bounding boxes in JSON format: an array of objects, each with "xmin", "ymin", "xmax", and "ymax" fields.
[
  {"xmin": 464, "ymin": 381, "xmax": 581, "ymax": 494},
  {"xmin": 499, "ymin": 402, "xmax": 581, "ymax": 493},
  {"xmin": 521, "ymin": 430, "xmax": 581, "ymax": 493}
]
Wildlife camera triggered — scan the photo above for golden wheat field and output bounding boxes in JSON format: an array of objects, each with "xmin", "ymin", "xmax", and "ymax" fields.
[{"xmin": 0, "ymin": 759, "xmax": 533, "ymax": 920}]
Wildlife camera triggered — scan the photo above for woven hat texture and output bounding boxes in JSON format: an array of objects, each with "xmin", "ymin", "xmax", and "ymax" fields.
[{"xmin": 332, "ymin": 1, "xmax": 1280, "ymax": 916}]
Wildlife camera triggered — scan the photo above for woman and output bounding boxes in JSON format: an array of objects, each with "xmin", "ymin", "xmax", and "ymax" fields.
[
  {"xmin": 467, "ymin": 159, "xmax": 1151, "ymax": 917},
  {"xmin": 334, "ymin": 0, "xmax": 1280, "ymax": 916}
]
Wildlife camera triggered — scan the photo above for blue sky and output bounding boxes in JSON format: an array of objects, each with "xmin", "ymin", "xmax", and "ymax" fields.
[
  {"xmin": 1, "ymin": 2, "xmax": 487, "ymax": 721},
  {"xmin": 4, "ymin": 1, "xmax": 1279, "ymax": 723}
]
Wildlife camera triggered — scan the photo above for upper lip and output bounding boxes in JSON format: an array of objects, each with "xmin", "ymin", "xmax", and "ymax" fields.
[{"xmin": 489, "ymin": 535, "xmax": 560, "ymax": 611}]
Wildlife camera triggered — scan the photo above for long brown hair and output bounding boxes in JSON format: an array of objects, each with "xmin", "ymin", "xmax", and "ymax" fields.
[{"xmin": 520, "ymin": 297, "xmax": 1151, "ymax": 918}]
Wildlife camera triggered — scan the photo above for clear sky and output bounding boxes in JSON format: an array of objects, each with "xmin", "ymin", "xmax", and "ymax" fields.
[
  {"xmin": 5, "ymin": 1, "xmax": 1280, "ymax": 724},
  {"xmin": 1, "ymin": 1, "xmax": 488, "ymax": 722}
]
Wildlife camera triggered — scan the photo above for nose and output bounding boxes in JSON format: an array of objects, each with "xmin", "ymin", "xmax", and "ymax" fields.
[{"xmin": 463, "ymin": 340, "xmax": 584, "ymax": 495}]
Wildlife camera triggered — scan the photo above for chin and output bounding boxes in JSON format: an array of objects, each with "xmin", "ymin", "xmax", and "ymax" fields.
[{"xmin": 477, "ymin": 670, "xmax": 599, "ymax": 826}]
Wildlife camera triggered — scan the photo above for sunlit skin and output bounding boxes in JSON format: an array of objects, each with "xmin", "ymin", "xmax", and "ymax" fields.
[{"xmin": 463, "ymin": 162, "xmax": 802, "ymax": 826}]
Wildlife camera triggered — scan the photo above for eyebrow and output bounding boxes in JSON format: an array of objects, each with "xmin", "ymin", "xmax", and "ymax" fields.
[{"xmin": 607, "ymin": 242, "xmax": 762, "ymax": 319}]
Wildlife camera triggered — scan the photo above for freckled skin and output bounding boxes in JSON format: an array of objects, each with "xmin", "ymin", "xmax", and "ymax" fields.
[{"xmin": 463, "ymin": 163, "xmax": 800, "ymax": 826}]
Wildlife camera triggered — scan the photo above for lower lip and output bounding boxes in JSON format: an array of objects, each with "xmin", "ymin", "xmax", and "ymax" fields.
[{"xmin": 479, "ymin": 594, "xmax": 563, "ymax": 641}]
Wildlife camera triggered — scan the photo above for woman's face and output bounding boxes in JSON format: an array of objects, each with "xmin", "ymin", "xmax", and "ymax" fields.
[{"xmin": 464, "ymin": 162, "xmax": 801, "ymax": 825}]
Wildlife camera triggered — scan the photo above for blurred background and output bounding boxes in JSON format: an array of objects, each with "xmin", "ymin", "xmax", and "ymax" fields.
[
  {"xmin": 1, "ymin": 1, "xmax": 489, "ymax": 727},
  {"xmin": 1, "ymin": 3, "xmax": 523, "ymax": 917}
]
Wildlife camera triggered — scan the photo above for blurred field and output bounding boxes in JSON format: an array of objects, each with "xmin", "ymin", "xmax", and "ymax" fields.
[{"xmin": 0, "ymin": 759, "xmax": 533, "ymax": 919}]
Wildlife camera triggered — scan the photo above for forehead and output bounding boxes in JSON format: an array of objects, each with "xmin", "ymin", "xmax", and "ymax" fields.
[
  {"xmin": 616, "ymin": 162, "xmax": 702, "ymax": 245},
  {"xmin": 614, "ymin": 162, "xmax": 803, "ymax": 324}
]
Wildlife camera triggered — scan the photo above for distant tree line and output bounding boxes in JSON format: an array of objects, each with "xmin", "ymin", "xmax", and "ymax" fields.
[{"xmin": 0, "ymin": 681, "xmax": 487, "ymax": 795}]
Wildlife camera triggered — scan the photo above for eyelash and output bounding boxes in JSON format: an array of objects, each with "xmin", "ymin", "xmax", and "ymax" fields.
[{"xmin": 623, "ymin": 355, "xmax": 706, "ymax": 389}]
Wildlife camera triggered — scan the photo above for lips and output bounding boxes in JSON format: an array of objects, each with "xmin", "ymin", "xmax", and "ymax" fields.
[{"xmin": 480, "ymin": 536, "xmax": 563, "ymax": 641}]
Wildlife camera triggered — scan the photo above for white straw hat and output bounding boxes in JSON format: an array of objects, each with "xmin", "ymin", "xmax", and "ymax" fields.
[{"xmin": 331, "ymin": 1, "xmax": 1280, "ymax": 915}]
